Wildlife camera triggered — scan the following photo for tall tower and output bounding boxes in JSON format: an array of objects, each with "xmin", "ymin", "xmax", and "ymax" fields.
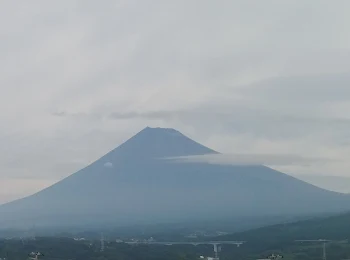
[
  {"xmin": 213, "ymin": 244, "xmax": 221, "ymax": 260},
  {"xmin": 100, "ymin": 233, "xmax": 105, "ymax": 252},
  {"xmin": 322, "ymin": 242, "xmax": 327, "ymax": 260}
]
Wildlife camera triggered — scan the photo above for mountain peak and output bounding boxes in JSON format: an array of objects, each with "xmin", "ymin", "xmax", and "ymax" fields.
[
  {"xmin": 139, "ymin": 126, "xmax": 185, "ymax": 137},
  {"xmin": 107, "ymin": 127, "xmax": 218, "ymax": 160}
]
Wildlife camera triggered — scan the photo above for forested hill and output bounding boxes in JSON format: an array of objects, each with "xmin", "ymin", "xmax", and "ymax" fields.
[{"xmin": 216, "ymin": 212, "xmax": 350, "ymax": 251}]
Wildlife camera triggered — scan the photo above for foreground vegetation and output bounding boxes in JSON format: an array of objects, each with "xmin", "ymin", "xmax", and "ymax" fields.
[
  {"xmin": 1, "ymin": 237, "xmax": 199, "ymax": 260},
  {"xmin": 2, "ymin": 213, "xmax": 350, "ymax": 260}
]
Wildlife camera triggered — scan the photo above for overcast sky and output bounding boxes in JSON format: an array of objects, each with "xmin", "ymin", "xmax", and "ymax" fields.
[{"xmin": 1, "ymin": 0, "xmax": 350, "ymax": 203}]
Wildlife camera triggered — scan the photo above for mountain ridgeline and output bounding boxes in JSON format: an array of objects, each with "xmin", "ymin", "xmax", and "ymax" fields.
[{"xmin": 0, "ymin": 127, "xmax": 349, "ymax": 229}]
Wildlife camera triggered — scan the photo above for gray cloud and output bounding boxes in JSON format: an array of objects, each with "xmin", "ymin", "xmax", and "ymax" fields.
[
  {"xmin": 100, "ymin": 99, "xmax": 350, "ymax": 142},
  {"xmin": 103, "ymin": 162, "xmax": 113, "ymax": 168},
  {"xmin": 240, "ymin": 73, "xmax": 350, "ymax": 103},
  {"xmin": 109, "ymin": 111, "xmax": 175, "ymax": 120},
  {"xmin": 168, "ymin": 153, "xmax": 335, "ymax": 167}
]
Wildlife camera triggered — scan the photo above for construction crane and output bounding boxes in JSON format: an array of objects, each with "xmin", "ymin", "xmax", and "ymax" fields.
[
  {"xmin": 296, "ymin": 239, "xmax": 330, "ymax": 260},
  {"xmin": 295, "ymin": 239, "xmax": 348, "ymax": 260}
]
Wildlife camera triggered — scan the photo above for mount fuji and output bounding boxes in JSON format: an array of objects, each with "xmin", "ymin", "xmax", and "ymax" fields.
[{"xmin": 0, "ymin": 127, "xmax": 349, "ymax": 229}]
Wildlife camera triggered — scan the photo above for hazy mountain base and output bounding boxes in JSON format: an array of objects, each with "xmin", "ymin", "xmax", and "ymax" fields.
[
  {"xmin": 1, "ymin": 161, "xmax": 349, "ymax": 229},
  {"xmin": 0, "ymin": 213, "xmax": 316, "ymax": 240}
]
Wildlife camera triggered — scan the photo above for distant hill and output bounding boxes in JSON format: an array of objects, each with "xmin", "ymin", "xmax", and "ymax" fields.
[
  {"xmin": 217, "ymin": 211, "xmax": 350, "ymax": 252},
  {"xmin": 0, "ymin": 127, "xmax": 350, "ymax": 229}
]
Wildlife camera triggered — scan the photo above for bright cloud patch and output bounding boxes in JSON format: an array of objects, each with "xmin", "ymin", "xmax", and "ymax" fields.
[{"xmin": 103, "ymin": 162, "xmax": 113, "ymax": 168}]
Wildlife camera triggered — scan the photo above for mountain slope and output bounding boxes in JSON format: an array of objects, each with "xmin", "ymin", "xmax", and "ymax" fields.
[{"xmin": 0, "ymin": 127, "xmax": 350, "ymax": 228}]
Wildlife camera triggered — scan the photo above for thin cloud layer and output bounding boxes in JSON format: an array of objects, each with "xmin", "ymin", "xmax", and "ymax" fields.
[
  {"xmin": 1, "ymin": 0, "xmax": 350, "ymax": 202},
  {"xmin": 169, "ymin": 153, "xmax": 335, "ymax": 167}
]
